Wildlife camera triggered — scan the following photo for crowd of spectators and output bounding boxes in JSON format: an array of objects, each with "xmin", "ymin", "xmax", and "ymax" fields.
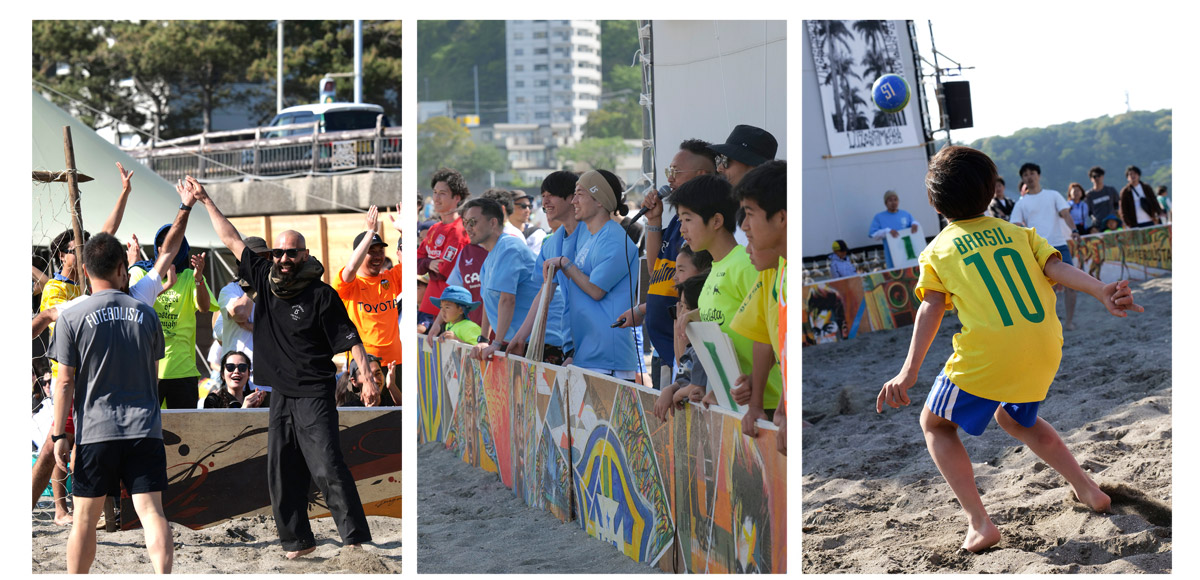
[{"xmin": 418, "ymin": 124, "xmax": 787, "ymax": 454}]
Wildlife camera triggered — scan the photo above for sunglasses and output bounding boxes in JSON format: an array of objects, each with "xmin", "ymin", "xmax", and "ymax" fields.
[
  {"xmin": 225, "ymin": 363, "xmax": 249, "ymax": 373},
  {"xmin": 714, "ymin": 154, "xmax": 730, "ymax": 170},
  {"xmin": 515, "ymin": 202, "xmax": 531, "ymax": 209},
  {"xmin": 664, "ymin": 166, "xmax": 702, "ymax": 180},
  {"xmin": 271, "ymin": 248, "xmax": 307, "ymax": 259}
]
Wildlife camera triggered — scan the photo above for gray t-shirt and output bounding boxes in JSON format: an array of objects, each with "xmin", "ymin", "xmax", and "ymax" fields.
[
  {"xmin": 48, "ymin": 289, "xmax": 165, "ymax": 444},
  {"xmin": 1087, "ymin": 185, "xmax": 1119, "ymax": 224}
]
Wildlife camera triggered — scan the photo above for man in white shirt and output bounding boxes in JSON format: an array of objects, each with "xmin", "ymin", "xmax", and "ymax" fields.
[{"xmin": 1010, "ymin": 161, "xmax": 1081, "ymax": 330}]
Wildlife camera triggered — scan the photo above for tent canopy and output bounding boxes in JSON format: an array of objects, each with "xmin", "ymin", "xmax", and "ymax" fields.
[{"xmin": 32, "ymin": 90, "xmax": 223, "ymax": 248}]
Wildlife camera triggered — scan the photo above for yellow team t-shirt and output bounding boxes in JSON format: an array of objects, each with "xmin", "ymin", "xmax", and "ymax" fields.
[
  {"xmin": 39, "ymin": 276, "xmax": 84, "ymax": 378},
  {"xmin": 129, "ymin": 267, "xmax": 219, "ymax": 379},
  {"xmin": 700, "ymin": 246, "xmax": 783, "ymax": 410},
  {"xmin": 730, "ymin": 264, "xmax": 782, "ymax": 410},
  {"xmin": 334, "ymin": 264, "xmax": 403, "ymax": 365},
  {"xmin": 916, "ymin": 216, "xmax": 1062, "ymax": 403}
]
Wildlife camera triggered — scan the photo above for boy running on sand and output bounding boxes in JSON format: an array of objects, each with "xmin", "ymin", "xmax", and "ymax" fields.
[{"xmin": 876, "ymin": 146, "xmax": 1144, "ymax": 552}]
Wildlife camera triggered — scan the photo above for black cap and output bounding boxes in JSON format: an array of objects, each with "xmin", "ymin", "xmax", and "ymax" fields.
[
  {"xmin": 708, "ymin": 124, "xmax": 778, "ymax": 167},
  {"xmin": 353, "ymin": 230, "xmax": 388, "ymax": 249},
  {"xmin": 243, "ymin": 236, "xmax": 270, "ymax": 254}
]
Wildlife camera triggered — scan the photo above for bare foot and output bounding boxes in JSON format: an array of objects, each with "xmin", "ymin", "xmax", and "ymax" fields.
[
  {"xmin": 1064, "ymin": 321, "xmax": 1077, "ymax": 331},
  {"xmin": 1074, "ymin": 484, "xmax": 1111, "ymax": 513},
  {"xmin": 286, "ymin": 547, "xmax": 316, "ymax": 559},
  {"xmin": 53, "ymin": 513, "xmax": 73, "ymax": 526},
  {"xmin": 962, "ymin": 519, "xmax": 1001, "ymax": 553}
]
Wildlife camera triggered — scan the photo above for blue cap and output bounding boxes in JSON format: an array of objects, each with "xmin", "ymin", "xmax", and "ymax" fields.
[{"xmin": 430, "ymin": 285, "xmax": 480, "ymax": 312}]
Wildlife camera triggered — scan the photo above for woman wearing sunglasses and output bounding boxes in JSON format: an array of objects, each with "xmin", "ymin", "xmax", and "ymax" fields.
[{"xmin": 204, "ymin": 351, "xmax": 267, "ymax": 408}]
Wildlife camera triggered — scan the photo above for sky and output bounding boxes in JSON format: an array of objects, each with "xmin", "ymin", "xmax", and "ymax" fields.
[{"xmin": 911, "ymin": 18, "xmax": 1174, "ymax": 144}]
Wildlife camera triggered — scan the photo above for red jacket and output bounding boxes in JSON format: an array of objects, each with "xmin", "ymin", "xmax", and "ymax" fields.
[{"xmin": 417, "ymin": 217, "xmax": 468, "ymax": 315}]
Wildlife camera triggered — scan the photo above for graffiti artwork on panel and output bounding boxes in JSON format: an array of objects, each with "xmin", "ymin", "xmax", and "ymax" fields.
[
  {"xmin": 482, "ymin": 357, "xmax": 515, "ymax": 488},
  {"xmin": 511, "ymin": 358, "xmax": 573, "ymax": 522},
  {"xmin": 802, "ymin": 276, "xmax": 866, "ymax": 346},
  {"xmin": 418, "ymin": 341, "xmax": 451, "ymax": 444},
  {"xmin": 569, "ymin": 372, "xmax": 675, "ymax": 566},
  {"xmin": 122, "ymin": 409, "xmax": 401, "ymax": 530},
  {"xmin": 670, "ymin": 404, "xmax": 720, "ymax": 573},
  {"xmin": 861, "ymin": 266, "xmax": 921, "ymax": 332},
  {"xmin": 705, "ymin": 408, "xmax": 787, "ymax": 573},
  {"xmin": 1077, "ymin": 225, "xmax": 1171, "ymax": 282},
  {"xmin": 446, "ymin": 346, "xmax": 497, "ymax": 474}
]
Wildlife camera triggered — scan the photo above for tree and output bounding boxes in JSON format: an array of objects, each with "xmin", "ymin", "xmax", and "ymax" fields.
[
  {"xmin": 247, "ymin": 21, "xmax": 403, "ymax": 125},
  {"xmin": 33, "ymin": 21, "xmax": 147, "ymax": 132},
  {"xmin": 600, "ymin": 20, "xmax": 641, "ymax": 95},
  {"xmin": 557, "ymin": 137, "xmax": 632, "ymax": 172},
  {"xmin": 417, "ymin": 116, "xmax": 505, "ymax": 183},
  {"xmin": 584, "ymin": 96, "xmax": 642, "ymax": 139},
  {"xmin": 416, "ymin": 20, "xmax": 507, "ymax": 125}
]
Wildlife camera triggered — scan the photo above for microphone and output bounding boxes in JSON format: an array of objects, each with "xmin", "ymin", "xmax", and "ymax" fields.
[{"xmin": 624, "ymin": 185, "xmax": 671, "ymax": 228}]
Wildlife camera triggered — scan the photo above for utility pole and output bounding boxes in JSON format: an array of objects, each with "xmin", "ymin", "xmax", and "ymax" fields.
[
  {"xmin": 277, "ymin": 21, "xmax": 284, "ymax": 113},
  {"xmin": 473, "ymin": 64, "xmax": 480, "ymax": 118},
  {"xmin": 354, "ymin": 20, "xmax": 363, "ymax": 104}
]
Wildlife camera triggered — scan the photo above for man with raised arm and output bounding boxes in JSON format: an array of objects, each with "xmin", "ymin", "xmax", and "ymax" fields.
[
  {"xmin": 334, "ymin": 205, "xmax": 403, "ymax": 406},
  {"xmin": 185, "ymin": 176, "xmax": 379, "ymax": 558}
]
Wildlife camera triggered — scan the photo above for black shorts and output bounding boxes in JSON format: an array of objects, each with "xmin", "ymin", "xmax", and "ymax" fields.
[{"xmin": 73, "ymin": 438, "xmax": 168, "ymax": 498}]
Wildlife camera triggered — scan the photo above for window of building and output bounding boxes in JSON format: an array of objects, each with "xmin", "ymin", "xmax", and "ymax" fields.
[
  {"xmin": 533, "ymin": 47, "xmax": 548, "ymax": 55},
  {"xmin": 514, "ymin": 48, "xmax": 524, "ymax": 56},
  {"xmin": 514, "ymin": 64, "xmax": 524, "ymax": 72},
  {"xmin": 535, "ymin": 95, "xmax": 549, "ymax": 104},
  {"xmin": 513, "ymin": 32, "xmax": 524, "ymax": 40},
  {"xmin": 515, "ymin": 96, "xmax": 526, "ymax": 104},
  {"xmin": 534, "ymin": 64, "xmax": 548, "ymax": 71},
  {"xmin": 535, "ymin": 79, "xmax": 549, "ymax": 87},
  {"xmin": 535, "ymin": 112, "xmax": 550, "ymax": 120},
  {"xmin": 515, "ymin": 80, "xmax": 525, "ymax": 88},
  {"xmin": 533, "ymin": 31, "xmax": 547, "ymax": 39}
]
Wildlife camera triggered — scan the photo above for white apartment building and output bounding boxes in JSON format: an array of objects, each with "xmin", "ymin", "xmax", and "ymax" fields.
[{"xmin": 505, "ymin": 20, "xmax": 602, "ymax": 141}]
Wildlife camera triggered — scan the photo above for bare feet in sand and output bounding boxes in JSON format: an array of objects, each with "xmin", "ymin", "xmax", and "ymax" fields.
[
  {"xmin": 962, "ymin": 519, "xmax": 1001, "ymax": 553},
  {"xmin": 286, "ymin": 547, "xmax": 316, "ymax": 559},
  {"xmin": 1074, "ymin": 484, "xmax": 1112, "ymax": 513},
  {"xmin": 53, "ymin": 512, "xmax": 73, "ymax": 526}
]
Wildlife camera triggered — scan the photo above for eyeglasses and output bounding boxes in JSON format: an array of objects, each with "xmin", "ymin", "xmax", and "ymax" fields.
[
  {"xmin": 515, "ymin": 203, "xmax": 531, "ymax": 210},
  {"xmin": 463, "ymin": 217, "xmax": 478, "ymax": 228},
  {"xmin": 271, "ymin": 248, "xmax": 307, "ymax": 259},
  {"xmin": 714, "ymin": 154, "xmax": 730, "ymax": 170},
  {"xmin": 224, "ymin": 363, "xmax": 249, "ymax": 373},
  {"xmin": 664, "ymin": 166, "xmax": 703, "ymax": 180}
]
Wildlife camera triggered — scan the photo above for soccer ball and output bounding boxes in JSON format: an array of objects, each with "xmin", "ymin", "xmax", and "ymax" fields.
[{"xmin": 872, "ymin": 74, "xmax": 911, "ymax": 113}]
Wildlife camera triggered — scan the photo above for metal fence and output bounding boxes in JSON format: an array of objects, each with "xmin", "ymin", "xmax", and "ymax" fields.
[{"xmin": 121, "ymin": 119, "xmax": 402, "ymax": 182}]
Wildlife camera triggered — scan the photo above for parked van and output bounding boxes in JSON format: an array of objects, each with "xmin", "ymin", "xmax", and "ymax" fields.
[{"xmin": 267, "ymin": 103, "xmax": 394, "ymax": 136}]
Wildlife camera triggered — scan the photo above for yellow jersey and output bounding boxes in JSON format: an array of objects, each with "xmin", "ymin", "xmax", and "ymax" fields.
[{"xmin": 916, "ymin": 216, "xmax": 1062, "ymax": 403}]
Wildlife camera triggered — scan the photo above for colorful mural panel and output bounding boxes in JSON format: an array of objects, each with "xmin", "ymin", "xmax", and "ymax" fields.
[
  {"xmin": 802, "ymin": 225, "xmax": 1171, "ymax": 347},
  {"xmin": 122, "ymin": 408, "xmax": 401, "ymax": 530}
]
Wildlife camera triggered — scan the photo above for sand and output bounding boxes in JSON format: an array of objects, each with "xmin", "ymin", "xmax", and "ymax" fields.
[
  {"xmin": 32, "ymin": 508, "xmax": 401, "ymax": 573},
  {"xmin": 802, "ymin": 277, "xmax": 1172, "ymax": 573},
  {"xmin": 416, "ymin": 442, "xmax": 658, "ymax": 574}
]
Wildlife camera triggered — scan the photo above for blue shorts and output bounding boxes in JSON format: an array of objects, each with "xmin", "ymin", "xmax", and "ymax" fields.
[
  {"xmin": 924, "ymin": 372, "xmax": 1040, "ymax": 436},
  {"xmin": 1053, "ymin": 244, "xmax": 1073, "ymax": 266}
]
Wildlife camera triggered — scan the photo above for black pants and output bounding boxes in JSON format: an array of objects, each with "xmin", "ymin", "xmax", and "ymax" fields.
[
  {"xmin": 268, "ymin": 393, "xmax": 371, "ymax": 551},
  {"xmin": 158, "ymin": 376, "xmax": 198, "ymax": 409}
]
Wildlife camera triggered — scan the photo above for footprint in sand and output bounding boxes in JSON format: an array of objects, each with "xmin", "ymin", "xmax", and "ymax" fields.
[{"xmin": 1076, "ymin": 483, "xmax": 1172, "ymax": 527}]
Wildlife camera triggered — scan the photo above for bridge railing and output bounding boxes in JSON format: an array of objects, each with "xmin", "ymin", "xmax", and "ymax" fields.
[{"xmin": 121, "ymin": 118, "xmax": 402, "ymax": 182}]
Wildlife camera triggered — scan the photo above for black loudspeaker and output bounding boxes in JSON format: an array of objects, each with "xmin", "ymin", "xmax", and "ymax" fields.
[{"xmin": 943, "ymin": 81, "xmax": 974, "ymax": 129}]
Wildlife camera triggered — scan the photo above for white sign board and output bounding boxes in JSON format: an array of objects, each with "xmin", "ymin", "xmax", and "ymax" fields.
[{"xmin": 885, "ymin": 223, "xmax": 927, "ymax": 268}]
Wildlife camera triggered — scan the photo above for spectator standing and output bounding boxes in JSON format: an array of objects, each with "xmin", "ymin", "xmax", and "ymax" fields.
[
  {"xmin": 189, "ymin": 177, "xmax": 378, "ymax": 559},
  {"xmin": 417, "ymin": 168, "xmax": 470, "ymax": 332},
  {"xmin": 1118, "ymin": 165, "xmax": 1163, "ymax": 228},
  {"xmin": 49, "ymin": 233, "xmax": 173, "ymax": 573},
  {"xmin": 128, "ymin": 222, "xmax": 218, "ymax": 409},
  {"xmin": 506, "ymin": 171, "xmax": 581, "ymax": 365},
  {"xmin": 1011, "ymin": 162, "xmax": 1080, "ymax": 330},
  {"xmin": 462, "ymin": 197, "xmax": 540, "ymax": 361},
  {"xmin": 988, "ymin": 176, "xmax": 1016, "ymax": 221},
  {"xmin": 869, "ymin": 190, "xmax": 921, "ymax": 269},
  {"xmin": 215, "ymin": 236, "xmax": 271, "ymax": 385},
  {"xmin": 543, "ymin": 170, "xmax": 641, "ymax": 379},
  {"xmin": 510, "ymin": 190, "xmax": 547, "ymax": 255},
  {"xmin": 1086, "ymin": 166, "xmax": 1120, "ymax": 229},
  {"xmin": 708, "ymin": 124, "xmax": 778, "ymax": 187},
  {"xmin": 1067, "ymin": 182, "xmax": 1092, "ymax": 236},
  {"xmin": 1156, "ymin": 185, "xmax": 1171, "ymax": 223},
  {"xmin": 334, "ymin": 206, "xmax": 403, "ymax": 379},
  {"xmin": 828, "ymin": 239, "xmax": 856, "ymax": 279},
  {"xmin": 481, "ymin": 188, "xmax": 525, "ymax": 239}
]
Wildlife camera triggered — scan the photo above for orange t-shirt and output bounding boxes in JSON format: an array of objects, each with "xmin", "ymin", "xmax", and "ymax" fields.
[{"xmin": 334, "ymin": 263, "xmax": 403, "ymax": 364}]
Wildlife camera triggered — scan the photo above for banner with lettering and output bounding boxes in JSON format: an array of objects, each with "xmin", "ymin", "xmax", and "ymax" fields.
[{"xmin": 805, "ymin": 20, "xmax": 923, "ymax": 156}]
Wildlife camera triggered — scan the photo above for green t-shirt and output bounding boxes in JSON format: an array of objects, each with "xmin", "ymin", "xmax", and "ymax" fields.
[
  {"xmin": 699, "ymin": 245, "xmax": 783, "ymax": 410},
  {"xmin": 129, "ymin": 266, "xmax": 218, "ymax": 379},
  {"xmin": 444, "ymin": 317, "xmax": 482, "ymax": 344}
]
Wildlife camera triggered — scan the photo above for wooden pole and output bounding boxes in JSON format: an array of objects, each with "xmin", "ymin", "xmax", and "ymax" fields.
[{"xmin": 62, "ymin": 126, "xmax": 88, "ymax": 293}]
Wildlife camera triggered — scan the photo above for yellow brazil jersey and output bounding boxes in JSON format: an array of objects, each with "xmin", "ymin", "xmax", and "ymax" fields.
[
  {"xmin": 39, "ymin": 276, "xmax": 84, "ymax": 378},
  {"xmin": 916, "ymin": 216, "xmax": 1062, "ymax": 403}
]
